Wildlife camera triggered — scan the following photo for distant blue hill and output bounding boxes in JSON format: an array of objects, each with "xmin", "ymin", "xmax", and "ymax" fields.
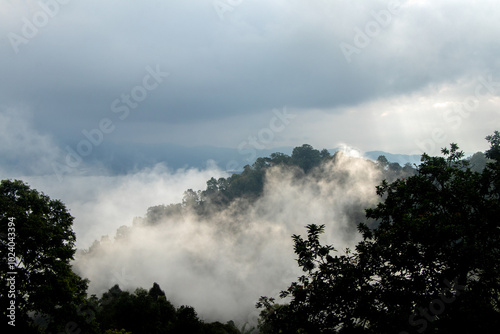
[
  {"xmin": 0, "ymin": 141, "xmax": 426, "ymax": 177},
  {"xmin": 364, "ymin": 151, "xmax": 421, "ymax": 166},
  {"xmin": 87, "ymin": 143, "xmax": 422, "ymax": 175}
]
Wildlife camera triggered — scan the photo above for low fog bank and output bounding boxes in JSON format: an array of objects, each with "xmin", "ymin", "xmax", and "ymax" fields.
[
  {"xmin": 73, "ymin": 153, "xmax": 385, "ymax": 325},
  {"xmin": 16, "ymin": 162, "xmax": 228, "ymax": 248}
]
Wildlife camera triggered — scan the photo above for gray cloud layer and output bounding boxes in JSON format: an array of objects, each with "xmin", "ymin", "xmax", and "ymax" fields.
[{"xmin": 1, "ymin": 0, "xmax": 499, "ymax": 157}]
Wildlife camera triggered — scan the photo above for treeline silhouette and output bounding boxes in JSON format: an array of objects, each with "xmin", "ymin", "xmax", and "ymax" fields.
[
  {"xmin": 143, "ymin": 144, "xmax": 417, "ymax": 226},
  {"xmin": 2, "ymin": 137, "xmax": 497, "ymax": 333}
]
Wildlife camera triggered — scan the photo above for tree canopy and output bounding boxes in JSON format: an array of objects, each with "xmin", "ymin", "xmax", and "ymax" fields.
[
  {"xmin": 94, "ymin": 283, "xmax": 241, "ymax": 334},
  {"xmin": 138, "ymin": 144, "xmax": 415, "ymax": 225},
  {"xmin": 0, "ymin": 179, "xmax": 97, "ymax": 333},
  {"xmin": 257, "ymin": 135, "xmax": 500, "ymax": 333},
  {"xmin": 6, "ymin": 135, "xmax": 493, "ymax": 333}
]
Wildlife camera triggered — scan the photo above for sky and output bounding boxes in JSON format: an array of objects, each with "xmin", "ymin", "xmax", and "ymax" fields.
[{"xmin": 1, "ymin": 0, "xmax": 499, "ymax": 169}]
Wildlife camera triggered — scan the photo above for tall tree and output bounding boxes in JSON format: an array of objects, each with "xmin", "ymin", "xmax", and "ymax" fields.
[
  {"xmin": 292, "ymin": 144, "xmax": 322, "ymax": 173},
  {"xmin": 376, "ymin": 155, "xmax": 389, "ymax": 169},
  {"xmin": 258, "ymin": 136, "xmax": 500, "ymax": 333},
  {"xmin": 0, "ymin": 179, "xmax": 97, "ymax": 333}
]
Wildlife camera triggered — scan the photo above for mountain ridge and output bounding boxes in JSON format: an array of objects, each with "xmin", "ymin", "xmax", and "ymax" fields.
[{"xmin": 92, "ymin": 143, "xmax": 423, "ymax": 174}]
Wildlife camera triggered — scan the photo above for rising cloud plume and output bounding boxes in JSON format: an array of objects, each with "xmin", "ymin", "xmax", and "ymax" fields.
[{"xmin": 72, "ymin": 153, "xmax": 385, "ymax": 325}]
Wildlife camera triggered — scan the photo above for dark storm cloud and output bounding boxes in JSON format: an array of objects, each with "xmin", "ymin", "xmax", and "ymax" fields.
[{"xmin": 0, "ymin": 0, "xmax": 499, "ymax": 152}]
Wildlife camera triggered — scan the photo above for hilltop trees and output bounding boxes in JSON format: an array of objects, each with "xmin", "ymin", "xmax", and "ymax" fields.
[
  {"xmin": 257, "ymin": 135, "xmax": 500, "ymax": 333},
  {"xmin": 291, "ymin": 144, "xmax": 322, "ymax": 173},
  {"xmin": 171, "ymin": 145, "xmax": 335, "ymax": 216},
  {"xmin": 140, "ymin": 145, "xmax": 415, "ymax": 225},
  {"xmin": 3, "ymin": 134, "xmax": 496, "ymax": 333}
]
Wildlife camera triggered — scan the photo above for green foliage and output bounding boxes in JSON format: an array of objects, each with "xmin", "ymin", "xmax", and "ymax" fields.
[
  {"xmin": 0, "ymin": 179, "xmax": 98, "ymax": 333},
  {"xmin": 257, "ymin": 135, "xmax": 500, "ymax": 333},
  {"xmin": 270, "ymin": 152, "xmax": 292, "ymax": 165},
  {"xmin": 376, "ymin": 155, "xmax": 389, "ymax": 169},
  {"xmin": 467, "ymin": 151, "xmax": 488, "ymax": 172},
  {"xmin": 97, "ymin": 283, "xmax": 178, "ymax": 334},
  {"xmin": 0, "ymin": 144, "xmax": 422, "ymax": 333},
  {"xmin": 200, "ymin": 150, "xmax": 295, "ymax": 207},
  {"xmin": 203, "ymin": 321, "xmax": 241, "ymax": 334},
  {"xmin": 104, "ymin": 329, "xmax": 132, "ymax": 334},
  {"xmin": 320, "ymin": 148, "xmax": 332, "ymax": 159},
  {"xmin": 147, "ymin": 203, "xmax": 183, "ymax": 224},
  {"xmin": 292, "ymin": 144, "xmax": 322, "ymax": 173},
  {"xmin": 403, "ymin": 162, "xmax": 417, "ymax": 175},
  {"xmin": 172, "ymin": 305, "xmax": 204, "ymax": 334},
  {"xmin": 485, "ymin": 130, "xmax": 500, "ymax": 161},
  {"xmin": 485, "ymin": 131, "xmax": 500, "ymax": 198},
  {"xmin": 139, "ymin": 144, "xmax": 414, "ymax": 226},
  {"xmin": 95, "ymin": 282, "xmax": 247, "ymax": 334},
  {"xmin": 377, "ymin": 155, "xmax": 416, "ymax": 179}
]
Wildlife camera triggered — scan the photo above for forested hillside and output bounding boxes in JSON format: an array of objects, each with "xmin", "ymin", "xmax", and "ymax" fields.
[
  {"xmin": 2, "ymin": 136, "xmax": 498, "ymax": 333},
  {"xmin": 140, "ymin": 145, "xmax": 416, "ymax": 226}
]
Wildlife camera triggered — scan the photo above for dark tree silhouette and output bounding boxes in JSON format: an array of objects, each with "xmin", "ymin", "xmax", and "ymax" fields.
[
  {"xmin": 0, "ymin": 180, "xmax": 97, "ymax": 333},
  {"xmin": 258, "ymin": 135, "xmax": 500, "ymax": 333}
]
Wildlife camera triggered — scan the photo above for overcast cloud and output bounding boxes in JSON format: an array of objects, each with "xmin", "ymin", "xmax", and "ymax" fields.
[{"xmin": 1, "ymin": 0, "xmax": 499, "ymax": 160}]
